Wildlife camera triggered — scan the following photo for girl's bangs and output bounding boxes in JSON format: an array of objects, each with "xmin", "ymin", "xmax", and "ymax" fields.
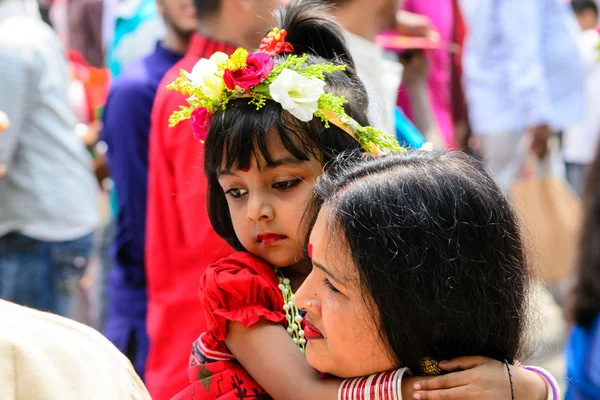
[{"xmin": 209, "ymin": 100, "xmax": 321, "ymax": 173}]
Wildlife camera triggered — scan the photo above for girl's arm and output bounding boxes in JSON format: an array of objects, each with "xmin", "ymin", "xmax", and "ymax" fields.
[
  {"xmin": 225, "ymin": 320, "xmax": 341, "ymax": 400},
  {"xmin": 227, "ymin": 321, "xmax": 418, "ymax": 399}
]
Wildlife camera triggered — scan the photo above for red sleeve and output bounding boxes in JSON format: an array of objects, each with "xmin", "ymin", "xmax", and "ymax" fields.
[{"xmin": 199, "ymin": 253, "xmax": 286, "ymax": 350}]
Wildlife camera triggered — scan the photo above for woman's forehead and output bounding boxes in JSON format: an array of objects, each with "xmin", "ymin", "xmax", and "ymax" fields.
[{"xmin": 310, "ymin": 208, "xmax": 357, "ymax": 282}]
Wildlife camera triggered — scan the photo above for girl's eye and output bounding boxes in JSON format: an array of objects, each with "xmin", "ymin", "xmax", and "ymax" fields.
[
  {"xmin": 323, "ymin": 278, "xmax": 340, "ymax": 293},
  {"xmin": 225, "ymin": 188, "xmax": 248, "ymax": 199},
  {"xmin": 272, "ymin": 179, "xmax": 302, "ymax": 191}
]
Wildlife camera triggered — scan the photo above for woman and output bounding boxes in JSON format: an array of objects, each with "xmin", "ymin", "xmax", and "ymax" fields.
[{"xmin": 297, "ymin": 150, "xmax": 554, "ymax": 398}]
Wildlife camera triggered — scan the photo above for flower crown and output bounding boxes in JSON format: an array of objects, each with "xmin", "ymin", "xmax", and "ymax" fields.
[{"xmin": 167, "ymin": 28, "xmax": 406, "ymax": 155}]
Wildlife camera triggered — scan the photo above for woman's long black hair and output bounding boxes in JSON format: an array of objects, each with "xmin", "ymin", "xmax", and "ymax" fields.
[
  {"xmin": 204, "ymin": 0, "xmax": 370, "ymax": 250},
  {"xmin": 307, "ymin": 151, "xmax": 530, "ymax": 373}
]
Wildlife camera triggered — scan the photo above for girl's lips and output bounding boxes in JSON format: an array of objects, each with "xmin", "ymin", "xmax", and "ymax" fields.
[
  {"xmin": 303, "ymin": 317, "xmax": 324, "ymax": 340},
  {"xmin": 256, "ymin": 233, "xmax": 287, "ymax": 246}
]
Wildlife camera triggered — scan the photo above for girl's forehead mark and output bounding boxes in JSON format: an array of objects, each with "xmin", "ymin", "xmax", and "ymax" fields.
[{"xmin": 308, "ymin": 243, "xmax": 313, "ymax": 258}]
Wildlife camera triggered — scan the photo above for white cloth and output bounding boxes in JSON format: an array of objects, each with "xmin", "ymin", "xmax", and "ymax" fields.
[
  {"xmin": 0, "ymin": 300, "xmax": 151, "ymax": 400},
  {"xmin": 460, "ymin": 0, "xmax": 585, "ymax": 136},
  {"xmin": 0, "ymin": 2, "xmax": 100, "ymax": 241},
  {"xmin": 478, "ymin": 130, "xmax": 527, "ymax": 192},
  {"xmin": 564, "ymin": 29, "xmax": 600, "ymax": 164},
  {"xmin": 344, "ymin": 30, "xmax": 402, "ymax": 135}
]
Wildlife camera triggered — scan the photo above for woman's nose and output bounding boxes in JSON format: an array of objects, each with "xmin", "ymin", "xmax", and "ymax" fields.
[{"xmin": 295, "ymin": 272, "xmax": 321, "ymax": 314}]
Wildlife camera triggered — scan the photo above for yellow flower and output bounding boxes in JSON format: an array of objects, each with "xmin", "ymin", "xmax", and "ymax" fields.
[{"xmin": 226, "ymin": 48, "xmax": 249, "ymax": 72}]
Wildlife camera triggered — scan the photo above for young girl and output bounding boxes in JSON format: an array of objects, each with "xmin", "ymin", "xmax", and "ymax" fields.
[{"xmin": 168, "ymin": 1, "xmax": 558, "ymax": 399}]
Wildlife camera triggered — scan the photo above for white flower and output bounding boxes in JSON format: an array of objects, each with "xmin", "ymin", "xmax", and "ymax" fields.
[
  {"xmin": 269, "ymin": 68, "xmax": 326, "ymax": 122},
  {"xmin": 421, "ymin": 142, "xmax": 434, "ymax": 152},
  {"xmin": 185, "ymin": 52, "xmax": 229, "ymax": 99}
]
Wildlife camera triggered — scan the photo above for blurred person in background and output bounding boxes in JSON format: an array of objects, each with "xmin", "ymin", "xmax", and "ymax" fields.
[
  {"xmin": 0, "ymin": 299, "xmax": 151, "ymax": 400},
  {"xmin": 397, "ymin": 0, "xmax": 466, "ymax": 148},
  {"xmin": 0, "ymin": 0, "xmax": 100, "ymax": 317},
  {"xmin": 565, "ymin": 141, "xmax": 600, "ymax": 399},
  {"xmin": 564, "ymin": 0, "xmax": 600, "ymax": 197},
  {"xmin": 67, "ymin": 0, "xmax": 105, "ymax": 68},
  {"xmin": 145, "ymin": 0, "xmax": 283, "ymax": 397},
  {"xmin": 100, "ymin": 0, "xmax": 197, "ymax": 380},
  {"xmin": 459, "ymin": 0, "xmax": 585, "ymax": 191},
  {"xmin": 324, "ymin": 0, "xmax": 444, "ymax": 147}
]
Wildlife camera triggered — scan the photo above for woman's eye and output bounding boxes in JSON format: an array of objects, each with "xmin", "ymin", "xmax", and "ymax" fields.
[
  {"xmin": 225, "ymin": 188, "xmax": 248, "ymax": 199},
  {"xmin": 324, "ymin": 278, "xmax": 340, "ymax": 293},
  {"xmin": 272, "ymin": 179, "xmax": 301, "ymax": 191}
]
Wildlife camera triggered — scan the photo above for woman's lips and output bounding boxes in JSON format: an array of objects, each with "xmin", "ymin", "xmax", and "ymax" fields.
[
  {"xmin": 256, "ymin": 233, "xmax": 287, "ymax": 246},
  {"xmin": 303, "ymin": 317, "xmax": 324, "ymax": 340}
]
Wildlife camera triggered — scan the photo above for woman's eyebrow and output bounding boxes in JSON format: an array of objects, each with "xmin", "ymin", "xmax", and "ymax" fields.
[{"xmin": 313, "ymin": 259, "xmax": 344, "ymax": 285}]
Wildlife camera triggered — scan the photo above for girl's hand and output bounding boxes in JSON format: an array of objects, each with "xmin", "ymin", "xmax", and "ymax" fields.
[{"xmin": 412, "ymin": 356, "xmax": 548, "ymax": 400}]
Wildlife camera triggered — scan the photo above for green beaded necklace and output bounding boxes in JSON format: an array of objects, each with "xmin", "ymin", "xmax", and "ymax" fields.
[{"xmin": 275, "ymin": 268, "xmax": 306, "ymax": 353}]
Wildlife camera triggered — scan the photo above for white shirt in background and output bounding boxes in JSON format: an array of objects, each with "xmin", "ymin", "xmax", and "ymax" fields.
[
  {"xmin": 460, "ymin": 0, "xmax": 585, "ymax": 136},
  {"xmin": 564, "ymin": 28, "xmax": 600, "ymax": 165},
  {"xmin": 0, "ymin": 2, "xmax": 100, "ymax": 241},
  {"xmin": 344, "ymin": 30, "xmax": 403, "ymax": 135},
  {"xmin": 0, "ymin": 300, "xmax": 151, "ymax": 400}
]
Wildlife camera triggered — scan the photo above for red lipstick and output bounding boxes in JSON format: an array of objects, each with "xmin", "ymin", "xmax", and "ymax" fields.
[
  {"xmin": 256, "ymin": 233, "xmax": 287, "ymax": 246},
  {"xmin": 303, "ymin": 317, "xmax": 324, "ymax": 340}
]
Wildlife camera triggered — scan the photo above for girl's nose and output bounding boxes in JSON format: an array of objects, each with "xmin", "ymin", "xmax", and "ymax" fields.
[{"xmin": 247, "ymin": 193, "xmax": 275, "ymax": 222}]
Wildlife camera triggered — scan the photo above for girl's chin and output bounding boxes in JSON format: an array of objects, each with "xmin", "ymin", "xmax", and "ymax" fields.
[{"xmin": 258, "ymin": 250, "xmax": 302, "ymax": 269}]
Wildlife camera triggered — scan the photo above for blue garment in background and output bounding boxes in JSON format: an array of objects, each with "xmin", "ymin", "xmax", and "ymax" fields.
[
  {"xmin": 566, "ymin": 314, "xmax": 600, "ymax": 399},
  {"xmin": 395, "ymin": 107, "xmax": 426, "ymax": 149},
  {"xmin": 107, "ymin": 0, "xmax": 165, "ymax": 78},
  {"xmin": 101, "ymin": 42, "xmax": 184, "ymax": 379},
  {"xmin": 0, "ymin": 232, "xmax": 93, "ymax": 318}
]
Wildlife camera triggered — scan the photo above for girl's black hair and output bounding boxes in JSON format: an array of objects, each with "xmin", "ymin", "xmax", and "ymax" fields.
[
  {"xmin": 308, "ymin": 151, "xmax": 530, "ymax": 373},
  {"xmin": 569, "ymin": 142, "xmax": 600, "ymax": 328},
  {"xmin": 205, "ymin": 0, "xmax": 369, "ymax": 250}
]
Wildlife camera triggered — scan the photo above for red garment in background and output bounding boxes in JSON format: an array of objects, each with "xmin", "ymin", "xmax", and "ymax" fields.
[
  {"xmin": 146, "ymin": 34, "xmax": 237, "ymax": 400},
  {"xmin": 67, "ymin": 50, "xmax": 110, "ymax": 121}
]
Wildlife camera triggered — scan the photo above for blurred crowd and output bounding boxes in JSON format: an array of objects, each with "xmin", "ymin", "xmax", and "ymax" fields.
[{"xmin": 1, "ymin": 0, "xmax": 600, "ymax": 398}]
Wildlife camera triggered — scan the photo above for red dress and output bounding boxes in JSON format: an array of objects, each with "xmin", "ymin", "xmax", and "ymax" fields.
[{"xmin": 171, "ymin": 252, "xmax": 286, "ymax": 400}]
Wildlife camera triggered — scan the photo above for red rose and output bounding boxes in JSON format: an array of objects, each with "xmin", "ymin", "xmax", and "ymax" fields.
[
  {"xmin": 223, "ymin": 52, "xmax": 275, "ymax": 92},
  {"xmin": 190, "ymin": 107, "xmax": 213, "ymax": 142}
]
